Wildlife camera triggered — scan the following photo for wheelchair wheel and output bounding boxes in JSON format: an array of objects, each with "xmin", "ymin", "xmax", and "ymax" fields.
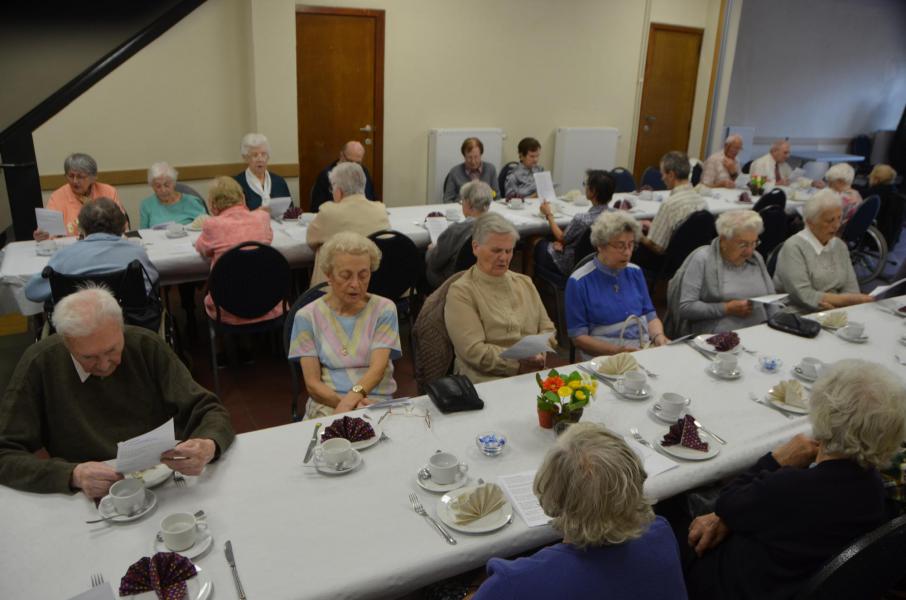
[{"xmin": 850, "ymin": 225, "xmax": 888, "ymax": 285}]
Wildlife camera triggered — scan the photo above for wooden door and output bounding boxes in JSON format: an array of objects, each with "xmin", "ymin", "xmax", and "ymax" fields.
[
  {"xmin": 296, "ymin": 7, "xmax": 384, "ymax": 208},
  {"xmin": 633, "ymin": 24, "xmax": 703, "ymax": 178}
]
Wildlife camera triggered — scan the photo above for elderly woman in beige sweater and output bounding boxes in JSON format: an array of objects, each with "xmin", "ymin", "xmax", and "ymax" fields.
[{"xmin": 444, "ymin": 213, "xmax": 555, "ymax": 383}]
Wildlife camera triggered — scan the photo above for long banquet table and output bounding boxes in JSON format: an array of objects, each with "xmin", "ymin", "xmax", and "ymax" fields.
[{"xmin": 2, "ymin": 299, "xmax": 903, "ymax": 599}]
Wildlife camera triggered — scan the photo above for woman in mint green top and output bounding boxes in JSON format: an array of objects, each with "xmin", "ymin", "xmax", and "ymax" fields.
[{"xmin": 140, "ymin": 162, "xmax": 206, "ymax": 228}]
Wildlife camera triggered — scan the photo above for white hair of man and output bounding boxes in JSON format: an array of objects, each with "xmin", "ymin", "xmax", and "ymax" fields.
[
  {"xmin": 824, "ymin": 162, "xmax": 855, "ymax": 186},
  {"xmin": 716, "ymin": 209, "xmax": 764, "ymax": 239},
  {"xmin": 803, "ymin": 188, "xmax": 843, "ymax": 223},
  {"xmin": 328, "ymin": 162, "xmax": 367, "ymax": 196},
  {"xmin": 810, "ymin": 359, "xmax": 906, "ymax": 469},
  {"xmin": 63, "ymin": 153, "xmax": 98, "ymax": 176},
  {"xmin": 590, "ymin": 211, "xmax": 641, "ymax": 248},
  {"xmin": 240, "ymin": 133, "xmax": 270, "ymax": 157},
  {"xmin": 147, "ymin": 161, "xmax": 178, "ymax": 185},
  {"xmin": 472, "ymin": 212, "xmax": 519, "ymax": 245},
  {"xmin": 770, "ymin": 139, "xmax": 790, "ymax": 153},
  {"xmin": 725, "ymin": 134, "xmax": 743, "ymax": 148},
  {"xmin": 459, "ymin": 181, "xmax": 493, "ymax": 213},
  {"xmin": 320, "ymin": 231, "xmax": 382, "ymax": 275},
  {"xmin": 53, "ymin": 285, "xmax": 124, "ymax": 339}
]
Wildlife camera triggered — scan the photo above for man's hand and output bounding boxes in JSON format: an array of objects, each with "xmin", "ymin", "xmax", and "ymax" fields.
[
  {"xmin": 539, "ymin": 201, "xmax": 553, "ymax": 217},
  {"xmin": 688, "ymin": 512, "xmax": 731, "ymax": 557},
  {"xmin": 71, "ymin": 462, "xmax": 123, "ymax": 499},
  {"xmin": 517, "ymin": 353, "xmax": 546, "ymax": 374},
  {"xmin": 772, "ymin": 433, "xmax": 819, "ymax": 468},
  {"xmin": 33, "ymin": 229, "xmax": 50, "ymax": 241},
  {"xmin": 725, "ymin": 299, "xmax": 753, "ymax": 317},
  {"xmin": 161, "ymin": 439, "xmax": 217, "ymax": 476}
]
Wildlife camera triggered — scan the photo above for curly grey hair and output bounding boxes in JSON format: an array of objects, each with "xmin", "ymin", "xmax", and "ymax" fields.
[
  {"xmin": 54, "ymin": 284, "xmax": 123, "ymax": 338},
  {"xmin": 472, "ymin": 212, "xmax": 519, "ymax": 245},
  {"xmin": 320, "ymin": 231, "xmax": 382, "ymax": 275},
  {"xmin": 825, "ymin": 162, "xmax": 855, "ymax": 185},
  {"xmin": 64, "ymin": 153, "xmax": 98, "ymax": 177},
  {"xmin": 590, "ymin": 211, "xmax": 641, "ymax": 247},
  {"xmin": 459, "ymin": 181, "xmax": 493, "ymax": 213},
  {"xmin": 328, "ymin": 162, "xmax": 367, "ymax": 197},
  {"xmin": 147, "ymin": 161, "xmax": 178, "ymax": 185},
  {"xmin": 240, "ymin": 133, "xmax": 270, "ymax": 157},
  {"xmin": 716, "ymin": 209, "xmax": 764, "ymax": 238},
  {"xmin": 803, "ymin": 189, "xmax": 843, "ymax": 223}
]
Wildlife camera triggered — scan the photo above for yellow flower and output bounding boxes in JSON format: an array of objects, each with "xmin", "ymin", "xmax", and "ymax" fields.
[
  {"xmin": 558, "ymin": 386, "xmax": 572, "ymax": 398},
  {"xmin": 568, "ymin": 380, "xmax": 582, "ymax": 390},
  {"xmin": 574, "ymin": 390, "xmax": 587, "ymax": 401}
]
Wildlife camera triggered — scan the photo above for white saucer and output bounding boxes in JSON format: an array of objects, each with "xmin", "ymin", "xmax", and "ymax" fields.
[
  {"xmin": 835, "ymin": 329, "xmax": 868, "ymax": 344},
  {"xmin": 164, "ymin": 230, "xmax": 188, "ymax": 239},
  {"xmin": 649, "ymin": 399, "xmax": 690, "ymax": 424},
  {"xmin": 97, "ymin": 490, "xmax": 157, "ymax": 523},
  {"xmin": 658, "ymin": 431, "xmax": 720, "ymax": 461},
  {"xmin": 436, "ymin": 487, "xmax": 514, "ymax": 533},
  {"xmin": 706, "ymin": 363, "xmax": 742, "ymax": 380},
  {"xmin": 320, "ymin": 418, "xmax": 383, "ymax": 451},
  {"xmin": 792, "ymin": 366, "xmax": 818, "ymax": 382},
  {"xmin": 766, "ymin": 394, "xmax": 809, "ymax": 415},
  {"xmin": 126, "ymin": 463, "xmax": 173, "ymax": 488},
  {"xmin": 416, "ymin": 468, "xmax": 469, "ymax": 493},
  {"xmin": 123, "ymin": 565, "xmax": 212, "ymax": 599},
  {"xmin": 612, "ymin": 381, "xmax": 651, "ymax": 400},
  {"xmin": 314, "ymin": 449, "xmax": 363, "ymax": 475},
  {"xmin": 153, "ymin": 529, "xmax": 213, "ymax": 560}
]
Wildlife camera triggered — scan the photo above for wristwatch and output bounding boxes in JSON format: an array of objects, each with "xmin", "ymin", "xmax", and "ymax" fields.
[{"xmin": 351, "ymin": 384, "xmax": 366, "ymax": 396}]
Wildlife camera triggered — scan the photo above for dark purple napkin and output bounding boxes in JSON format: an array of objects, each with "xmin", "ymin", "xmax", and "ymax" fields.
[{"xmin": 119, "ymin": 552, "xmax": 196, "ymax": 599}]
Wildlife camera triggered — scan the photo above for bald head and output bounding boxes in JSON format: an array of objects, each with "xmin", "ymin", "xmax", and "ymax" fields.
[
  {"xmin": 340, "ymin": 141, "xmax": 366, "ymax": 164},
  {"xmin": 724, "ymin": 135, "xmax": 743, "ymax": 159}
]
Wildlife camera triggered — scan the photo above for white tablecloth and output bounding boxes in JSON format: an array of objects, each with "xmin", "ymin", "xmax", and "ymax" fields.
[{"xmin": 2, "ymin": 299, "xmax": 903, "ymax": 599}]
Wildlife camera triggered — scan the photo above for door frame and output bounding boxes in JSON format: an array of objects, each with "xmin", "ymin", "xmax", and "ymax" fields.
[{"xmin": 295, "ymin": 5, "xmax": 385, "ymax": 199}]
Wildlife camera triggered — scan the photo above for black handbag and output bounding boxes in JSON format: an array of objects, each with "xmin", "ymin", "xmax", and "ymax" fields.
[
  {"xmin": 424, "ymin": 374, "xmax": 484, "ymax": 414},
  {"xmin": 767, "ymin": 312, "xmax": 821, "ymax": 338}
]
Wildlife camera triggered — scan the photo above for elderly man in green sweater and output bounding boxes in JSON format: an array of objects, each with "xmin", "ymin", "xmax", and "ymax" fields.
[{"xmin": 0, "ymin": 286, "xmax": 234, "ymax": 498}]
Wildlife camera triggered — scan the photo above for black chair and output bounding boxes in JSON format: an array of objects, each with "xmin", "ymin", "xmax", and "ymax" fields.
[
  {"xmin": 742, "ymin": 159, "xmax": 753, "ymax": 174},
  {"xmin": 765, "ymin": 241, "xmax": 783, "ymax": 277},
  {"xmin": 753, "ymin": 188, "xmax": 786, "ymax": 213},
  {"xmin": 454, "ymin": 236, "xmax": 477, "ymax": 272},
  {"xmin": 794, "ymin": 514, "xmax": 906, "ymax": 600},
  {"xmin": 654, "ymin": 210, "xmax": 718, "ymax": 285},
  {"xmin": 691, "ymin": 162, "xmax": 703, "ymax": 186},
  {"xmin": 874, "ymin": 189, "xmax": 906, "ymax": 249},
  {"xmin": 641, "ymin": 166, "xmax": 666, "ymax": 191},
  {"xmin": 757, "ymin": 205, "xmax": 788, "ymax": 259},
  {"xmin": 498, "ymin": 161, "xmax": 519, "ymax": 197},
  {"xmin": 283, "ymin": 282, "xmax": 328, "ymax": 422},
  {"xmin": 367, "ymin": 230, "xmax": 422, "ymax": 302},
  {"xmin": 610, "ymin": 167, "xmax": 636, "ymax": 193},
  {"xmin": 207, "ymin": 241, "xmax": 291, "ymax": 397},
  {"xmin": 841, "ymin": 195, "xmax": 888, "ymax": 284}
]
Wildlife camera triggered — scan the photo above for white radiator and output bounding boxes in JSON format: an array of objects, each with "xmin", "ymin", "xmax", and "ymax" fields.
[
  {"xmin": 552, "ymin": 127, "xmax": 620, "ymax": 195},
  {"xmin": 427, "ymin": 128, "xmax": 504, "ymax": 203}
]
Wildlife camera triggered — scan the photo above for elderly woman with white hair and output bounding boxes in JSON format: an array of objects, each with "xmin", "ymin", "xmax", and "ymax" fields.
[
  {"xmin": 824, "ymin": 162, "xmax": 862, "ymax": 223},
  {"xmin": 425, "ymin": 181, "xmax": 493, "ymax": 289},
  {"xmin": 445, "ymin": 213, "xmax": 555, "ymax": 383},
  {"xmin": 566, "ymin": 212, "xmax": 668, "ymax": 359},
  {"xmin": 773, "ymin": 189, "xmax": 872, "ymax": 311},
  {"xmin": 139, "ymin": 162, "xmax": 206, "ymax": 228},
  {"xmin": 288, "ymin": 232, "xmax": 401, "ymax": 418},
  {"xmin": 472, "ymin": 422, "xmax": 687, "ymax": 599},
  {"xmin": 666, "ymin": 210, "xmax": 775, "ymax": 336},
  {"xmin": 685, "ymin": 359, "xmax": 906, "ymax": 599},
  {"xmin": 233, "ymin": 132, "xmax": 292, "ymax": 210}
]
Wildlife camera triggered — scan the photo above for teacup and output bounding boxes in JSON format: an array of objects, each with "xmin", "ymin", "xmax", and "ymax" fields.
[
  {"xmin": 319, "ymin": 438, "xmax": 353, "ymax": 468},
  {"xmin": 717, "ymin": 354, "xmax": 738, "ymax": 375},
  {"xmin": 509, "ymin": 198, "xmax": 525, "ymax": 210},
  {"xmin": 445, "ymin": 208, "xmax": 461, "ymax": 221},
  {"xmin": 659, "ymin": 392, "xmax": 688, "ymax": 420},
  {"xmin": 35, "ymin": 240, "xmax": 57, "ymax": 256},
  {"xmin": 798, "ymin": 357, "xmax": 823, "ymax": 379},
  {"xmin": 160, "ymin": 512, "xmax": 204, "ymax": 551},
  {"xmin": 100, "ymin": 478, "xmax": 146, "ymax": 516},
  {"xmin": 165, "ymin": 222, "xmax": 186, "ymax": 238},
  {"xmin": 842, "ymin": 322, "xmax": 864, "ymax": 339},
  {"xmin": 426, "ymin": 452, "xmax": 468, "ymax": 484},
  {"xmin": 623, "ymin": 371, "xmax": 647, "ymax": 394},
  {"xmin": 639, "ymin": 190, "xmax": 654, "ymax": 202}
]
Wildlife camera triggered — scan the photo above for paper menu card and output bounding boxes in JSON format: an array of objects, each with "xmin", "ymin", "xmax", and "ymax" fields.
[
  {"xmin": 533, "ymin": 171, "xmax": 558, "ymax": 203},
  {"xmin": 498, "ymin": 471, "xmax": 550, "ymax": 527},
  {"xmin": 267, "ymin": 197, "xmax": 293, "ymax": 220},
  {"xmin": 499, "ymin": 333, "xmax": 555, "ymax": 360},
  {"xmin": 35, "ymin": 208, "xmax": 67, "ymax": 236},
  {"xmin": 115, "ymin": 419, "xmax": 177, "ymax": 473},
  {"xmin": 869, "ymin": 277, "xmax": 906, "ymax": 298},
  {"xmin": 425, "ymin": 216, "xmax": 449, "ymax": 245}
]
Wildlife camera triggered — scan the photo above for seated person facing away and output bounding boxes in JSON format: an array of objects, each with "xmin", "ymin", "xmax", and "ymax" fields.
[
  {"xmin": 472, "ymin": 422, "xmax": 687, "ymax": 600},
  {"xmin": 567, "ymin": 212, "xmax": 669, "ymax": 360},
  {"xmin": 35, "ymin": 152, "xmax": 125, "ymax": 239},
  {"xmin": 233, "ymin": 132, "xmax": 292, "ymax": 211},
  {"xmin": 504, "ymin": 137, "xmax": 544, "ymax": 198},
  {"xmin": 445, "ymin": 213, "xmax": 555, "ymax": 383},
  {"xmin": 310, "ymin": 140, "xmax": 376, "ymax": 212},
  {"xmin": 425, "ymin": 181, "xmax": 493, "ymax": 289},
  {"xmin": 536, "ymin": 169, "xmax": 615, "ymax": 286},
  {"xmin": 306, "ymin": 162, "xmax": 390, "ymax": 286},
  {"xmin": 288, "ymin": 232, "xmax": 401, "ymax": 419},
  {"xmin": 443, "ymin": 137, "xmax": 500, "ymax": 202},
  {"xmin": 685, "ymin": 359, "xmax": 905, "ymax": 600},
  {"xmin": 25, "ymin": 197, "xmax": 159, "ymax": 303},
  {"xmin": 0, "ymin": 286, "xmax": 234, "ymax": 497},
  {"xmin": 824, "ymin": 162, "xmax": 863, "ymax": 223},
  {"xmin": 867, "ymin": 163, "xmax": 898, "ymax": 197},
  {"xmin": 701, "ymin": 134, "xmax": 743, "ymax": 189},
  {"xmin": 140, "ymin": 161, "xmax": 206, "ymax": 228},
  {"xmin": 666, "ymin": 210, "xmax": 775, "ymax": 337},
  {"xmin": 195, "ymin": 176, "xmax": 282, "ymax": 325},
  {"xmin": 773, "ymin": 189, "xmax": 872, "ymax": 312}
]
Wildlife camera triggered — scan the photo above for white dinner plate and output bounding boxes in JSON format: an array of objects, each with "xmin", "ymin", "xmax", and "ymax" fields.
[
  {"xmin": 766, "ymin": 393, "xmax": 810, "ymax": 415},
  {"xmin": 123, "ymin": 565, "xmax": 212, "ymax": 599},
  {"xmin": 436, "ymin": 487, "xmax": 513, "ymax": 534},
  {"xmin": 416, "ymin": 467, "xmax": 469, "ymax": 493},
  {"xmin": 314, "ymin": 449, "xmax": 363, "ymax": 475},
  {"xmin": 97, "ymin": 490, "xmax": 157, "ymax": 523},
  {"xmin": 153, "ymin": 529, "xmax": 213, "ymax": 560},
  {"xmin": 692, "ymin": 334, "xmax": 741, "ymax": 355},
  {"xmin": 320, "ymin": 418, "xmax": 383, "ymax": 451},
  {"xmin": 835, "ymin": 329, "xmax": 868, "ymax": 344},
  {"xmin": 126, "ymin": 463, "xmax": 173, "ymax": 488},
  {"xmin": 791, "ymin": 366, "xmax": 818, "ymax": 382},
  {"xmin": 612, "ymin": 381, "xmax": 651, "ymax": 400},
  {"xmin": 658, "ymin": 431, "xmax": 720, "ymax": 461},
  {"xmin": 706, "ymin": 363, "xmax": 742, "ymax": 380}
]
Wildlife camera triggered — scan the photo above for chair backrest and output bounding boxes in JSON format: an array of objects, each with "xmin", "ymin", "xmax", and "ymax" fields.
[
  {"xmin": 753, "ymin": 187, "xmax": 787, "ymax": 213},
  {"xmin": 661, "ymin": 210, "xmax": 718, "ymax": 277},
  {"xmin": 282, "ymin": 282, "xmax": 329, "ymax": 357},
  {"xmin": 691, "ymin": 162, "xmax": 703, "ymax": 186},
  {"xmin": 174, "ymin": 183, "xmax": 209, "ymax": 214},
  {"xmin": 794, "ymin": 514, "xmax": 906, "ymax": 600},
  {"xmin": 454, "ymin": 235, "xmax": 477, "ymax": 271},
  {"xmin": 641, "ymin": 166, "xmax": 667, "ymax": 191},
  {"xmin": 209, "ymin": 241, "xmax": 291, "ymax": 320},
  {"xmin": 742, "ymin": 159, "xmax": 753, "ymax": 174},
  {"xmin": 757, "ymin": 205, "xmax": 788, "ymax": 258},
  {"xmin": 412, "ymin": 270, "xmax": 466, "ymax": 393},
  {"xmin": 498, "ymin": 161, "xmax": 519, "ymax": 197},
  {"xmin": 610, "ymin": 167, "xmax": 636, "ymax": 193},
  {"xmin": 876, "ymin": 190, "xmax": 906, "ymax": 248},
  {"xmin": 367, "ymin": 229, "xmax": 422, "ymax": 301},
  {"xmin": 841, "ymin": 195, "xmax": 880, "ymax": 248},
  {"xmin": 765, "ymin": 240, "xmax": 784, "ymax": 277},
  {"xmin": 571, "ymin": 252, "xmax": 596, "ymax": 274},
  {"xmin": 574, "ymin": 226, "xmax": 595, "ymax": 263}
]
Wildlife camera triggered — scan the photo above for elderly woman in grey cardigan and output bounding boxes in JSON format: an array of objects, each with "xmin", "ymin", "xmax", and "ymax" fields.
[
  {"xmin": 666, "ymin": 210, "xmax": 775, "ymax": 336},
  {"xmin": 425, "ymin": 181, "xmax": 492, "ymax": 289},
  {"xmin": 773, "ymin": 190, "xmax": 873, "ymax": 312}
]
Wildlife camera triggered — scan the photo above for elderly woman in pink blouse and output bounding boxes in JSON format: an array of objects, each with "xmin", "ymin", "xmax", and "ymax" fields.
[{"xmin": 194, "ymin": 176, "xmax": 282, "ymax": 324}]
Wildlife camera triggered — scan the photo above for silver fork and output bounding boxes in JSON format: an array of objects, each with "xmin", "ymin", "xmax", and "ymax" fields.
[
  {"xmin": 408, "ymin": 493, "xmax": 456, "ymax": 545},
  {"xmin": 637, "ymin": 363, "xmax": 658, "ymax": 378},
  {"xmin": 629, "ymin": 428, "xmax": 654, "ymax": 449},
  {"xmin": 173, "ymin": 472, "xmax": 186, "ymax": 488},
  {"xmin": 90, "ymin": 573, "xmax": 104, "ymax": 588}
]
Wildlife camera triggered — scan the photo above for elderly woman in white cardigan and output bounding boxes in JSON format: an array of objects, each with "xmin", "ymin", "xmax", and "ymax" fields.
[
  {"xmin": 666, "ymin": 210, "xmax": 775, "ymax": 336},
  {"xmin": 773, "ymin": 190, "xmax": 873, "ymax": 312}
]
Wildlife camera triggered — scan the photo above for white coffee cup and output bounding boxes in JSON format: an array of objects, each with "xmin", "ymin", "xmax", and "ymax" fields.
[
  {"xmin": 165, "ymin": 222, "xmax": 186, "ymax": 238},
  {"xmin": 842, "ymin": 322, "xmax": 864, "ymax": 339},
  {"xmin": 717, "ymin": 354, "xmax": 738, "ymax": 375},
  {"xmin": 35, "ymin": 240, "xmax": 57, "ymax": 256},
  {"xmin": 445, "ymin": 208, "xmax": 461, "ymax": 221},
  {"xmin": 623, "ymin": 370, "xmax": 647, "ymax": 393},
  {"xmin": 798, "ymin": 357, "xmax": 823, "ymax": 379},
  {"xmin": 509, "ymin": 198, "xmax": 524, "ymax": 210},
  {"xmin": 319, "ymin": 438, "xmax": 353, "ymax": 468},
  {"xmin": 160, "ymin": 512, "xmax": 202, "ymax": 551},
  {"xmin": 639, "ymin": 190, "xmax": 654, "ymax": 202},
  {"xmin": 659, "ymin": 392, "xmax": 688, "ymax": 420},
  {"xmin": 427, "ymin": 452, "xmax": 468, "ymax": 485},
  {"xmin": 100, "ymin": 478, "xmax": 146, "ymax": 516}
]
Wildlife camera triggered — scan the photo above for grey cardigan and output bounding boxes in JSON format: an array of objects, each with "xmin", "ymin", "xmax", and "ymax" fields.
[
  {"xmin": 773, "ymin": 232, "xmax": 859, "ymax": 312},
  {"xmin": 443, "ymin": 162, "xmax": 500, "ymax": 203}
]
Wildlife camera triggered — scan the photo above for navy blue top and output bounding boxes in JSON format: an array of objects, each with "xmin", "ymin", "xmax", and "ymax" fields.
[{"xmin": 233, "ymin": 171, "xmax": 292, "ymax": 211}]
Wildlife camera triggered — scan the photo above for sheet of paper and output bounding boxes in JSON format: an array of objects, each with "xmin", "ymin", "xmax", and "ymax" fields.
[
  {"xmin": 115, "ymin": 418, "xmax": 177, "ymax": 473},
  {"xmin": 67, "ymin": 582, "xmax": 116, "ymax": 600},
  {"xmin": 268, "ymin": 197, "xmax": 293, "ymax": 220},
  {"xmin": 623, "ymin": 437, "xmax": 679, "ymax": 479},
  {"xmin": 869, "ymin": 277, "xmax": 906, "ymax": 298},
  {"xmin": 35, "ymin": 208, "xmax": 67, "ymax": 236},
  {"xmin": 499, "ymin": 333, "xmax": 554, "ymax": 360},
  {"xmin": 498, "ymin": 471, "xmax": 551, "ymax": 527},
  {"xmin": 425, "ymin": 216, "xmax": 449, "ymax": 245},
  {"xmin": 749, "ymin": 293, "xmax": 789, "ymax": 304},
  {"xmin": 533, "ymin": 171, "xmax": 558, "ymax": 203}
]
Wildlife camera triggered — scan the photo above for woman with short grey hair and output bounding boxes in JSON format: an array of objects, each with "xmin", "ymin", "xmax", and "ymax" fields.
[
  {"xmin": 328, "ymin": 162, "xmax": 368, "ymax": 197},
  {"xmin": 471, "ymin": 422, "xmax": 687, "ymax": 599},
  {"xmin": 686, "ymin": 359, "xmax": 906, "ymax": 599},
  {"xmin": 825, "ymin": 162, "xmax": 862, "ymax": 222},
  {"xmin": 233, "ymin": 132, "xmax": 292, "ymax": 210},
  {"xmin": 139, "ymin": 161, "xmax": 206, "ymax": 228},
  {"xmin": 444, "ymin": 213, "xmax": 555, "ymax": 383},
  {"xmin": 566, "ymin": 212, "xmax": 668, "ymax": 358},
  {"xmin": 773, "ymin": 189, "xmax": 872, "ymax": 311},
  {"xmin": 666, "ymin": 209, "xmax": 775, "ymax": 336},
  {"xmin": 425, "ymin": 181, "xmax": 493, "ymax": 288}
]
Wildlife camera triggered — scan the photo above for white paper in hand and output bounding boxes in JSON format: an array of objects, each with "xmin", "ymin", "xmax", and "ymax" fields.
[
  {"xmin": 267, "ymin": 197, "xmax": 293, "ymax": 220},
  {"xmin": 35, "ymin": 208, "xmax": 67, "ymax": 236},
  {"xmin": 869, "ymin": 277, "xmax": 906, "ymax": 298},
  {"xmin": 749, "ymin": 293, "xmax": 789, "ymax": 304},
  {"xmin": 498, "ymin": 471, "xmax": 550, "ymax": 527},
  {"xmin": 115, "ymin": 418, "xmax": 177, "ymax": 473},
  {"xmin": 499, "ymin": 333, "xmax": 554, "ymax": 360},
  {"xmin": 533, "ymin": 171, "xmax": 558, "ymax": 203},
  {"xmin": 425, "ymin": 216, "xmax": 449, "ymax": 245}
]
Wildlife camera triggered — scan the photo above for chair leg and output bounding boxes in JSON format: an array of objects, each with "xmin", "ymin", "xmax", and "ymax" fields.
[
  {"xmin": 289, "ymin": 363, "xmax": 301, "ymax": 422},
  {"xmin": 208, "ymin": 320, "xmax": 220, "ymax": 398}
]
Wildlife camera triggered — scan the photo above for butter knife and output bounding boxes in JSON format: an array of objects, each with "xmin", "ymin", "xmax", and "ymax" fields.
[
  {"xmin": 577, "ymin": 364, "xmax": 618, "ymax": 391},
  {"xmin": 666, "ymin": 333, "xmax": 694, "ymax": 345},
  {"xmin": 685, "ymin": 340, "xmax": 716, "ymax": 362},
  {"xmin": 303, "ymin": 423, "xmax": 321, "ymax": 463},
  {"xmin": 224, "ymin": 540, "xmax": 247, "ymax": 600}
]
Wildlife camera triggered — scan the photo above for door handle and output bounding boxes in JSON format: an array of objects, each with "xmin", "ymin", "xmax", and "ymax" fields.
[
  {"xmin": 359, "ymin": 124, "xmax": 373, "ymax": 132},
  {"xmin": 643, "ymin": 125, "xmax": 651, "ymax": 132},
  {"xmin": 364, "ymin": 138, "xmax": 373, "ymax": 145},
  {"xmin": 644, "ymin": 115, "xmax": 656, "ymax": 122}
]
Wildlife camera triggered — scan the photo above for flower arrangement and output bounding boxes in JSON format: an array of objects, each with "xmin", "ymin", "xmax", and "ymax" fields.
[
  {"xmin": 535, "ymin": 369, "xmax": 596, "ymax": 429},
  {"xmin": 747, "ymin": 175, "xmax": 767, "ymax": 195}
]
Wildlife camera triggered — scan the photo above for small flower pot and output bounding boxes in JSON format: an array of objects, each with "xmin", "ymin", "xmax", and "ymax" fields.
[
  {"xmin": 537, "ymin": 408, "xmax": 557, "ymax": 429},
  {"xmin": 553, "ymin": 408, "xmax": 584, "ymax": 435}
]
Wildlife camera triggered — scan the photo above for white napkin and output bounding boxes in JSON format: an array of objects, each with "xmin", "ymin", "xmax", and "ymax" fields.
[
  {"xmin": 595, "ymin": 353, "xmax": 639, "ymax": 376},
  {"xmin": 450, "ymin": 484, "xmax": 506, "ymax": 524},
  {"xmin": 769, "ymin": 380, "xmax": 808, "ymax": 409}
]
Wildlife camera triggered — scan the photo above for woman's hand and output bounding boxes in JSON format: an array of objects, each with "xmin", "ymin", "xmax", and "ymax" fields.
[
  {"xmin": 539, "ymin": 201, "xmax": 553, "ymax": 217},
  {"xmin": 772, "ymin": 433, "xmax": 819, "ymax": 468},
  {"xmin": 724, "ymin": 299, "xmax": 753, "ymax": 317},
  {"xmin": 517, "ymin": 353, "xmax": 546, "ymax": 374},
  {"xmin": 651, "ymin": 333, "xmax": 669, "ymax": 347},
  {"xmin": 688, "ymin": 512, "xmax": 730, "ymax": 556},
  {"xmin": 33, "ymin": 229, "xmax": 50, "ymax": 241},
  {"xmin": 335, "ymin": 391, "xmax": 363, "ymax": 413}
]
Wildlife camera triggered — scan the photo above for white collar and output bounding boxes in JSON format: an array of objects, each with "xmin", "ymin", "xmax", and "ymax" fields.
[
  {"xmin": 797, "ymin": 226, "xmax": 831, "ymax": 255},
  {"xmin": 244, "ymin": 168, "xmax": 272, "ymax": 206},
  {"xmin": 70, "ymin": 355, "xmax": 91, "ymax": 383}
]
